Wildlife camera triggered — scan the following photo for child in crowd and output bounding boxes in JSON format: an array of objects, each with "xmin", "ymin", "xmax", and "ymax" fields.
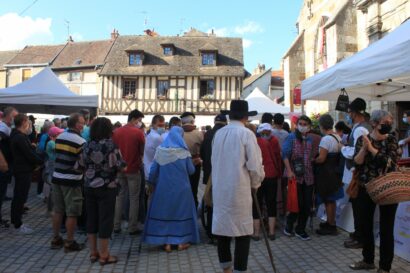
[{"xmin": 43, "ymin": 126, "xmax": 64, "ymax": 212}]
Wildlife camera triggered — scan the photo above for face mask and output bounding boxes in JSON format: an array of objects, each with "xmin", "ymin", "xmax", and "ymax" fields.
[
  {"xmin": 378, "ymin": 124, "xmax": 392, "ymax": 135},
  {"xmin": 26, "ymin": 127, "xmax": 32, "ymax": 136},
  {"xmin": 297, "ymin": 125, "xmax": 309, "ymax": 134},
  {"xmin": 261, "ymin": 135, "xmax": 271, "ymax": 140},
  {"xmin": 157, "ymin": 127, "xmax": 165, "ymax": 135},
  {"xmin": 136, "ymin": 121, "xmax": 142, "ymax": 128},
  {"xmin": 403, "ymin": 117, "xmax": 408, "ymax": 124},
  {"xmin": 345, "ymin": 115, "xmax": 353, "ymax": 126}
]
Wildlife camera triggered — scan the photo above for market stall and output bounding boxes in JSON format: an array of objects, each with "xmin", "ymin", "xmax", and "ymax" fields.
[
  {"xmin": 0, "ymin": 67, "xmax": 98, "ymax": 115},
  {"xmin": 245, "ymin": 87, "xmax": 289, "ymax": 120},
  {"xmin": 302, "ymin": 19, "xmax": 410, "ymax": 262}
]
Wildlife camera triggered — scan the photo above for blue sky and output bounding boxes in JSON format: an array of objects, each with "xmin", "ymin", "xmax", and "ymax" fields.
[{"xmin": 0, "ymin": 0, "xmax": 303, "ymax": 72}]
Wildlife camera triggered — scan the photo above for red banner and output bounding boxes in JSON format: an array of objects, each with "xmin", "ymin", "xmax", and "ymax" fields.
[{"xmin": 293, "ymin": 88, "xmax": 301, "ymax": 105}]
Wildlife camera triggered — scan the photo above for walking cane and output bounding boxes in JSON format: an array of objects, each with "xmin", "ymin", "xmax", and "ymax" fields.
[{"xmin": 252, "ymin": 190, "xmax": 277, "ymax": 273}]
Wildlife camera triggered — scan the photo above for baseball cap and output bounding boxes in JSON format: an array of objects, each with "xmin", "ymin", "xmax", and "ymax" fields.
[{"xmin": 48, "ymin": 126, "xmax": 64, "ymax": 137}]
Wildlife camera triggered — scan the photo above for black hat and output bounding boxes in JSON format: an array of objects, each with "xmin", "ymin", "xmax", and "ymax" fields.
[
  {"xmin": 221, "ymin": 100, "xmax": 257, "ymax": 116},
  {"xmin": 215, "ymin": 114, "xmax": 227, "ymax": 123},
  {"xmin": 180, "ymin": 112, "xmax": 195, "ymax": 119},
  {"xmin": 28, "ymin": 115, "xmax": 36, "ymax": 121},
  {"xmin": 348, "ymin": 98, "xmax": 366, "ymax": 114}
]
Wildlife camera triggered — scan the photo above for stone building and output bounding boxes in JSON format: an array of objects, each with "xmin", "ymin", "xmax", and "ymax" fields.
[
  {"xmin": 0, "ymin": 50, "xmax": 19, "ymax": 88},
  {"xmin": 282, "ymin": 0, "xmax": 410, "ymax": 116},
  {"xmin": 99, "ymin": 29, "xmax": 244, "ymax": 115}
]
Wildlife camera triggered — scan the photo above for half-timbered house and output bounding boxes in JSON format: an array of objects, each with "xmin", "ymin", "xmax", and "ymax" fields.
[{"xmin": 99, "ymin": 29, "xmax": 244, "ymax": 115}]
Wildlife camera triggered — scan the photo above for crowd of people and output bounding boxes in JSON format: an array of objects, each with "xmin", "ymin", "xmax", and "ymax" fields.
[{"xmin": 0, "ymin": 97, "xmax": 404, "ymax": 272}]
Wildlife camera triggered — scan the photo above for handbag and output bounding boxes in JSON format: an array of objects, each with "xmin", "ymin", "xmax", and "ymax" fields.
[
  {"xmin": 293, "ymin": 158, "xmax": 305, "ymax": 177},
  {"xmin": 365, "ymin": 163, "xmax": 410, "ymax": 205},
  {"xmin": 286, "ymin": 177, "xmax": 299, "ymax": 213},
  {"xmin": 346, "ymin": 170, "xmax": 359, "ymax": 198},
  {"xmin": 335, "ymin": 89, "xmax": 350, "ymax": 112},
  {"xmin": 203, "ymin": 176, "xmax": 213, "ymax": 207},
  {"xmin": 0, "ymin": 150, "xmax": 8, "ymax": 173}
]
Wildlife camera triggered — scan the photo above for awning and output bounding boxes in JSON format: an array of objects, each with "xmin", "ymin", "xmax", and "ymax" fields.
[{"xmin": 301, "ymin": 19, "xmax": 410, "ymax": 101}]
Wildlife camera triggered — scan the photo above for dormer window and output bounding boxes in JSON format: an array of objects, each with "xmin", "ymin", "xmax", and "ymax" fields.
[
  {"xmin": 161, "ymin": 43, "xmax": 175, "ymax": 56},
  {"xmin": 199, "ymin": 43, "xmax": 218, "ymax": 66},
  {"xmin": 202, "ymin": 53, "xmax": 216, "ymax": 65},
  {"xmin": 129, "ymin": 52, "xmax": 143, "ymax": 66}
]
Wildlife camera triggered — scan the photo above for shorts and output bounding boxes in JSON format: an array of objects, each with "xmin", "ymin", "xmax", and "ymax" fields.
[{"xmin": 52, "ymin": 184, "xmax": 83, "ymax": 217}]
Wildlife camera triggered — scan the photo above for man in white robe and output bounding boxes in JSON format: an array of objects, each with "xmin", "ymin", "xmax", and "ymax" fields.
[{"xmin": 212, "ymin": 100, "xmax": 264, "ymax": 273}]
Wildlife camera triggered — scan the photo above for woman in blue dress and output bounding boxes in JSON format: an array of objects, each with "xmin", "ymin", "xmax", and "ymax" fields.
[{"xmin": 143, "ymin": 126, "xmax": 200, "ymax": 252}]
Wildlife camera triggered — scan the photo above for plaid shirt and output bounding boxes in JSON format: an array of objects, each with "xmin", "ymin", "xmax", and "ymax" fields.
[{"xmin": 282, "ymin": 133, "xmax": 314, "ymax": 185}]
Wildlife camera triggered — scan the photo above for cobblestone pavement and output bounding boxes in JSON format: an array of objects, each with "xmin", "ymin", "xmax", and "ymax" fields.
[{"xmin": 1, "ymin": 184, "xmax": 409, "ymax": 273}]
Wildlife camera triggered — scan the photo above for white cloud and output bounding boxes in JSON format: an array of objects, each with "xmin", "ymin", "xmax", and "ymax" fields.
[
  {"xmin": 0, "ymin": 13, "xmax": 53, "ymax": 50},
  {"xmin": 243, "ymin": 39, "xmax": 253, "ymax": 48},
  {"xmin": 207, "ymin": 27, "xmax": 229, "ymax": 37},
  {"xmin": 234, "ymin": 21, "xmax": 264, "ymax": 35}
]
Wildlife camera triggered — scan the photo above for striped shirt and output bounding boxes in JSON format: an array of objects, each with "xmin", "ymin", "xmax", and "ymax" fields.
[{"xmin": 52, "ymin": 129, "xmax": 86, "ymax": 186}]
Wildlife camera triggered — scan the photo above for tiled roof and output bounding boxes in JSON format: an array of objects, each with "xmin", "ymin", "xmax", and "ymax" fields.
[
  {"xmin": 7, "ymin": 44, "xmax": 65, "ymax": 65},
  {"xmin": 0, "ymin": 50, "xmax": 19, "ymax": 70}
]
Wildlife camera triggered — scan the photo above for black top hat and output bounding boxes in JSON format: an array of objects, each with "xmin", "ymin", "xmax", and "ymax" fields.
[
  {"xmin": 348, "ymin": 98, "xmax": 366, "ymax": 114},
  {"xmin": 28, "ymin": 115, "xmax": 36, "ymax": 121},
  {"xmin": 221, "ymin": 100, "xmax": 258, "ymax": 117},
  {"xmin": 180, "ymin": 112, "xmax": 195, "ymax": 119}
]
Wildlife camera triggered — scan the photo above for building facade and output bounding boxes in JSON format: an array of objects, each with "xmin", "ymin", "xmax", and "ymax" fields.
[
  {"xmin": 99, "ymin": 29, "xmax": 244, "ymax": 115},
  {"xmin": 282, "ymin": 0, "xmax": 410, "ymax": 116}
]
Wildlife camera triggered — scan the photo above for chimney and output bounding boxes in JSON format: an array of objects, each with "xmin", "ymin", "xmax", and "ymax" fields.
[
  {"xmin": 111, "ymin": 29, "xmax": 119, "ymax": 40},
  {"xmin": 253, "ymin": 63, "xmax": 266, "ymax": 74}
]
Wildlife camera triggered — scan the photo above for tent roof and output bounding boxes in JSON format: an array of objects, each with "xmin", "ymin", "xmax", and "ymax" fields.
[
  {"xmin": 0, "ymin": 67, "xmax": 98, "ymax": 114},
  {"xmin": 245, "ymin": 87, "xmax": 290, "ymax": 114},
  {"xmin": 301, "ymin": 19, "xmax": 410, "ymax": 101}
]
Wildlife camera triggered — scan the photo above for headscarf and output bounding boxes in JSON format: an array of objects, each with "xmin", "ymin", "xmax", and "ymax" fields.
[{"xmin": 155, "ymin": 126, "xmax": 191, "ymax": 165}]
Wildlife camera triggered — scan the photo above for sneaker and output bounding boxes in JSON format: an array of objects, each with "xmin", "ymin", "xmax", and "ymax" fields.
[
  {"xmin": 113, "ymin": 228, "xmax": 121, "ymax": 234},
  {"xmin": 319, "ymin": 221, "xmax": 329, "ymax": 228},
  {"xmin": 316, "ymin": 224, "xmax": 338, "ymax": 236},
  {"xmin": 268, "ymin": 234, "xmax": 276, "ymax": 241},
  {"xmin": 283, "ymin": 227, "xmax": 294, "ymax": 237},
  {"xmin": 64, "ymin": 240, "xmax": 85, "ymax": 253},
  {"xmin": 349, "ymin": 260, "xmax": 375, "ymax": 270},
  {"xmin": 17, "ymin": 224, "xmax": 33, "ymax": 235},
  {"xmin": 344, "ymin": 239, "xmax": 363, "ymax": 249},
  {"xmin": 50, "ymin": 236, "xmax": 64, "ymax": 249},
  {"xmin": 295, "ymin": 231, "xmax": 311, "ymax": 241},
  {"xmin": 37, "ymin": 193, "xmax": 45, "ymax": 199},
  {"xmin": 129, "ymin": 230, "xmax": 142, "ymax": 236}
]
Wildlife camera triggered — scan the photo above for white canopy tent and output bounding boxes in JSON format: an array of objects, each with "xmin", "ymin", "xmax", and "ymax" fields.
[
  {"xmin": 302, "ymin": 19, "xmax": 410, "ymax": 101},
  {"xmin": 0, "ymin": 67, "xmax": 98, "ymax": 114},
  {"xmin": 245, "ymin": 87, "xmax": 290, "ymax": 117}
]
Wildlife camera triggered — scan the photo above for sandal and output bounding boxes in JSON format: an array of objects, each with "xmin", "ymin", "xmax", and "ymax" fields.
[
  {"xmin": 99, "ymin": 255, "xmax": 118, "ymax": 266},
  {"xmin": 89, "ymin": 253, "xmax": 99, "ymax": 263},
  {"xmin": 177, "ymin": 243, "xmax": 190, "ymax": 251},
  {"xmin": 163, "ymin": 244, "xmax": 172, "ymax": 253}
]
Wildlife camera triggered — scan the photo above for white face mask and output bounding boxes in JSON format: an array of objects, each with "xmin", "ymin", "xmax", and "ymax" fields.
[
  {"xmin": 403, "ymin": 117, "xmax": 408, "ymax": 124},
  {"xmin": 297, "ymin": 125, "xmax": 309, "ymax": 134},
  {"xmin": 136, "ymin": 121, "xmax": 142, "ymax": 128}
]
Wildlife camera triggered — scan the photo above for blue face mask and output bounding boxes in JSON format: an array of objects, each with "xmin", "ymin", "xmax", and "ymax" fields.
[
  {"xmin": 345, "ymin": 114, "xmax": 353, "ymax": 126},
  {"xmin": 157, "ymin": 127, "xmax": 166, "ymax": 135},
  {"xmin": 403, "ymin": 117, "xmax": 408, "ymax": 124}
]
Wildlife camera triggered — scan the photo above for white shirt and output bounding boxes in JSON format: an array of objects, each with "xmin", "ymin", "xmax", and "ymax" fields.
[
  {"xmin": 319, "ymin": 134, "xmax": 341, "ymax": 153},
  {"xmin": 211, "ymin": 121, "xmax": 264, "ymax": 237},
  {"xmin": 341, "ymin": 123, "xmax": 369, "ymax": 184},
  {"xmin": 143, "ymin": 130, "xmax": 165, "ymax": 180}
]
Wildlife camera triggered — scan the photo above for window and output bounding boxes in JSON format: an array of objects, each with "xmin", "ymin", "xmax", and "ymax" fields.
[
  {"xmin": 163, "ymin": 47, "xmax": 173, "ymax": 56},
  {"xmin": 22, "ymin": 69, "xmax": 31, "ymax": 81},
  {"xmin": 129, "ymin": 53, "xmax": 143, "ymax": 66},
  {"xmin": 157, "ymin": 80, "xmax": 169, "ymax": 98},
  {"xmin": 123, "ymin": 80, "xmax": 137, "ymax": 98},
  {"xmin": 68, "ymin": 72, "xmax": 82, "ymax": 81},
  {"xmin": 200, "ymin": 79, "xmax": 215, "ymax": 98},
  {"xmin": 202, "ymin": 53, "xmax": 215, "ymax": 66}
]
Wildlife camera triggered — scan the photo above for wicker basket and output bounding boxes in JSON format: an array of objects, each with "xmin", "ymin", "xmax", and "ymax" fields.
[{"xmin": 365, "ymin": 169, "xmax": 410, "ymax": 205}]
